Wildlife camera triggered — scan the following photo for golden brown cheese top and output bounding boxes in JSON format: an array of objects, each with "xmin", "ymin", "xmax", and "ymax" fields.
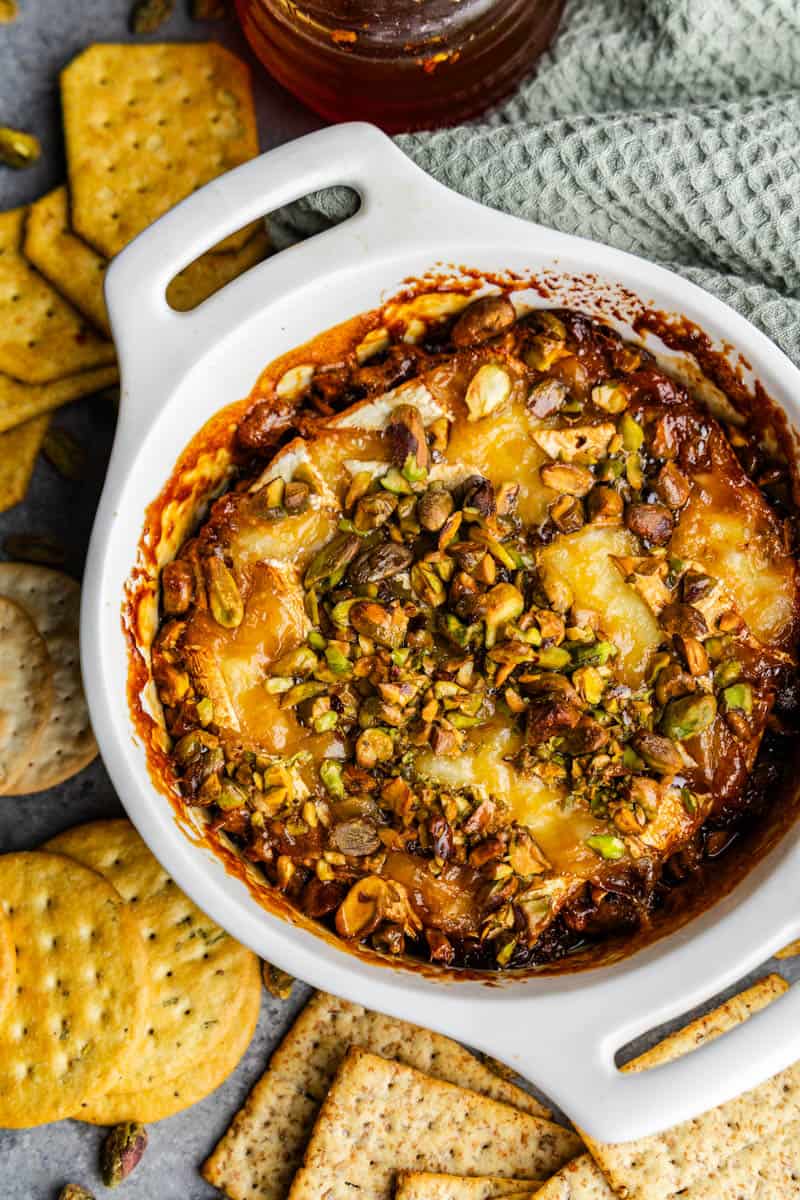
[{"xmin": 152, "ymin": 298, "xmax": 800, "ymax": 970}]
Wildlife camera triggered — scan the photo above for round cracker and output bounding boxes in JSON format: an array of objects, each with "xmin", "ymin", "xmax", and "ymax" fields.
[
  {"xmin": 0, "ymin": 595, "xmax": 53, "ymax": 792},
  {"xmin": 44, "ymin": 820, "xmax": 262, "ymax": 1102},
  {"xmin": 77, "ymin": 964, "xmax": 261, "ymax": 1123},
  {"xmin": 0, "ymin": 851, "xmax": 149, "ymax": 1128},
  {"xmin": 0, "ymin": 905, "xmax": 16, "ymax": 1022},
  {"xmin": 0, "ymin": 563, "xmax": 97, "ymax": 793}
]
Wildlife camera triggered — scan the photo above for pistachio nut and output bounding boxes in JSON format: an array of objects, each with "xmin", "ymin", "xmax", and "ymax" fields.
[
  {"xmin": 348, "ymin": 542, "xmax": 413, "ymax": 586},
  {"xmin": 335, "ymin": 875, "xmax": 389, "ymax": 938},
  {"xmin": 591, "ymin": 381, "xmax": 629, "ymax": 413},
  {"xmin": 304, "ymin": 532, "xmax": 360, "ymax": 588},
  {"xmin": 585, "ymin": 834, "xmax": 626, "ymax": 860},
  {"xmin": 387, "ymin": 403, "xmax": 430, "ymax": 472},
  {"xmin": 451, "ymin": 294, "xmax": 516, "ymax": 345},
  {"xmin": 540, "ymin": 461, "xmax": 595, "ymax": 497},
  {"xmin": 354, "ymin": 492, "xmax": 398, "ymax": 532},
  {"xmin": 349, "ymin": 600, "xmax": 409, "ymax": 648},
  {"xmin": 205, "ymin": 557, "xmax": 244, "ymax": 628},
  {"xmin": 100, "ymin": 1122, "xmax": 148, "ymax": 1188},
  {"xmin": 464, "ymin": 364, "xmax": 513, "ymax": 421},
  {"xmin": 355, "ymin": 727, "xmax": 394, "ymax": 768},
  {"xmin": 630, "ymin": 730, "xmax": 684, "ymax": 774},
  {"xmin": 331, "ymin": 818, "xmax": 381, "ymax": 856},
  {"xmin": 417, "ymin": 485, "xmax": 455, "ymax": 532},
  {"xmin": 275, "ymin": 363, "xmax": 314, "ymax": 400},
  {"xmin": 660, "ymin": 692, "xmax": 717, "ymax": 740}
]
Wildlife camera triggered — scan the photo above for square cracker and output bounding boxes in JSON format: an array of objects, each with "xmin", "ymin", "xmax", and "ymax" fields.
[
  {"xmin": 166, "ymin": 225, "xmax": 270, "ymax": 311},
  {"xmin": 396, "ymin": 1173, "xmax": 538, "ymax": 1200},
  {"xmin": 61, "ymin": 43, "xmax": 260, "ymax": 259},
  {"xmin": 24, "ymin": 187, "xmax": 270, "ymax": 332},
  {"xmin": 0, "ymin": 414, "xmax": 49, "ymax": 512},
  {"xmin": 0, "ymin": 207, "xmax": 116, "ymax": 383},
  {"xmin": 24, "ymin": 187, "xmax": 111, "ymax": 335},
  {"xmin": 566, "ymin": 973, "xmax": 799, "ymax": 1200},
  {"xmin": 288, "ymin": 1048, "xmax": 580, "ymax": 1200},
  {"xmin": 203, "ymin": 991, "xmax": 552, "ymax": 1200},
  {"xmin": 0, "ymin": 362, "xmax": 118, "ymax": 435}
]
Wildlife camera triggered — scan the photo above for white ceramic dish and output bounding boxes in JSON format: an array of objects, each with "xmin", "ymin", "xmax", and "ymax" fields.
[{"xmin": 84, "ymin": 122, "xmax": 800, "ymax": 1142}]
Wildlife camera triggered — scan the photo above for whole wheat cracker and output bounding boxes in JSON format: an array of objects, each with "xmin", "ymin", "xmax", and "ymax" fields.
[
  {"xmin": 532, "ymin": 974, "xmax": 789, "ymax": 1200},
  {"xmin": 0, "ymin": 414, "xmax": 49, "ymax": 514},
  {"xmin": 0, "ymin": 363, "xmax": 119, "ymax": 435},
  {"xmin": 0, "ymin": 207, "xmax": 115, "ymax": 383},
  {"xmin": 203, "ymin": 990, "xmax": 552, "ymax": 1200},
  {"xmin": 578, "ymin": 973, "xmax": 799, "ymax": 1200},
  {"xmin": 0, "ymin": 851, "xmax": 149, "ymax": 1127},
  {"xmin": 288, "ymin": 1048, "xmax": 579, "ymax": 1200},
  {"xmin": 396, "ymin": 1172, "xmax": 538, "ymax": 1200},
  {"xmin": 0, "ymin": 564, "xmax": 97, "ymax": 792},
  {"xmin": 44, "ymin": 819, "xmax": 262, "ymax": 1113},
  {"xmin": 61, "ymin": 43, "xmax": 259, "ymax": 259}
]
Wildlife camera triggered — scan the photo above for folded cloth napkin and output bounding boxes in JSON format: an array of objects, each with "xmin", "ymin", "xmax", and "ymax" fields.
[{"xmin": 274, "ymin": 0, "xmax": 800, "ymax": 365}]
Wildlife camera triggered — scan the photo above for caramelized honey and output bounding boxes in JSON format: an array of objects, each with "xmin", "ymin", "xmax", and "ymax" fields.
[{"xmin": 235, "ymin": 0, "xmax": 565, "ymax": 132}]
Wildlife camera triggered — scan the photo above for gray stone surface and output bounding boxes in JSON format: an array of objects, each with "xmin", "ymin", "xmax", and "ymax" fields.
[{"xmin": 0, "ymin": 4, "xmax": 798, "ymax": 1198}]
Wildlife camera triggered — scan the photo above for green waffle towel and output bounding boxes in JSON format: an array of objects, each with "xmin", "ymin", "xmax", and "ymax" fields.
[{"xmin": 278, "ymin": 0, "xmax": 800, "ymax": 366}]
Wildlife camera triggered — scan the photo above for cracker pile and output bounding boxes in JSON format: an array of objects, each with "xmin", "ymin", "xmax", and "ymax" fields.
[
  {"xmin": 0, "ymin": 818, "xmax": 260, "ymax": 1129},
  {"xmin": 0, "ymin": 40, "xmax": 266, "ymax": 514},
  {"xmin": 0, "ymin": 564, "xmax": 98, "ymax": 793},
  {"xmin": 204, "ymin": 969, "xmax": 800, "ymax": 1200}
]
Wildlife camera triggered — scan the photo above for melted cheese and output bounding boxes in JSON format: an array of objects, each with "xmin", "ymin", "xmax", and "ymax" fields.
[
  {"xmin": 415, "ymin": 723, "xmax": 603, "ymax": 874},
  {"xmin": 672, "ymin": 471, "xmax": 796, "ymax": 648},
  {"xmin": 538, "ymin": 527, "xmax": 662, "ymax": 686},
  {"xmin": 444, "ymin": 399, "xmax": 551, "ymax": 525}
]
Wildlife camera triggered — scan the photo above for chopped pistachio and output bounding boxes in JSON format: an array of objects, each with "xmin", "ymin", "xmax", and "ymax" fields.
[
  {"xmin": 619, "ymin": 412, "xmax": 644, "ymax": 451},
  {"xmin": 264, "ymin": 676, "xmax": 293, "ymax": 695},
  {"xmin": 586, "ymin": 834, "xmax": 626, "ymax": 860},
  {"xmin": 0, "ymin": 125, "xmax": 41, "ymax": 168},
  {"xmin": 721, "ymin": 682, "xmax": 753, "ymax": 714},
  {"xmin": 320, "ymin": 760, "xmax": 345, "ymax": 798},
  {"xmin": 196, "ymin": 697, "xmax": 214, "ymax": 726},
  {"xmin": 660, "ymin": 692, "xmax": 717, "ymax": 740},
  {"xmin": 464, "ymin": 364, "xmax": 513, "ymax": 421},
  {"xmin": 536, "ymin": 646, "xmax": 572, "ymax": 670},
  {"xmin": 592, "ymin": 382, "xmax": 629, "ymax": 413},
  {"xmin": 714, "ymin": 659, "xmax": 741, "ymax": 688}
]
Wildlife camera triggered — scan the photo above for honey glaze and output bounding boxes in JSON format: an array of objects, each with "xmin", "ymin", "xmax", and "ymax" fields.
[{"xmin": 126, "ymin": 271, "xmax": 800, "ymax": 977}]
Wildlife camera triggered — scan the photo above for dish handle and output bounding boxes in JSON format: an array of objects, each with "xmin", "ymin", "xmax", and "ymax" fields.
[
  {"xmin": 103, "ymin": 123, "xmax": 447, "ymax": 453},
  {"xmin": 486, "ymin": 972, "xmax": 800, "ymax": 1143}
]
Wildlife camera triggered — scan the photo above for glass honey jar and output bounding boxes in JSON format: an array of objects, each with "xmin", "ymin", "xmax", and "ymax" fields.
[{"xmin": 235, "ymin": 0, "xmax": 565, "ymax": 132}]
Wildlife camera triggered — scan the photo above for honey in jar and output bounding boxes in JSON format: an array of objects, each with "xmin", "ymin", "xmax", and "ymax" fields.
[{"xmin": 235, "ymin": 0, "xmax": 565, "ymax": 132}]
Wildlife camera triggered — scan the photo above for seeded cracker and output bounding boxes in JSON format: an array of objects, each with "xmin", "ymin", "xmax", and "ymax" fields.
[
  {"xmin": 44, "ymin": 819, "xmax": 261, "ymax": 1117},
  {"xmin": 533, "ymin": 973, "xmax": 795, "ymax": 1200},
  {"xmin": 0, "ymin": 363, "xmax": 119, "ymax": 434},
  {"xmin": 61, "ymin": 44, "xmax": 260, "ymax": 259},
  {"xmin": 203, "ymin": 990, "xmax": 551, "ymax": 1200},
  {"xmin": 396, "ymin": 1173, "xmax": 539, "ymax": 1200},
  {"xmin": 0, "ymin": 564, "xmax": 97, "ymax": 792},
  {"xmin": 0, "ymin": 595, "xmax": 53, "ymax": 789},
  {"xmin": 0, "ymin": 208, "xmax": 116, "ymax": 383},
  {"xmin": 287, "ymin": 1048, "xmax": 579, "ymax": 1200},
  {"xmin": 0, "ymin": 414, "xmax": 50, "ymax": 513},
  {"xmin": 0, "ymin": 851, "xmax": 149, "ymax": 1127}
]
